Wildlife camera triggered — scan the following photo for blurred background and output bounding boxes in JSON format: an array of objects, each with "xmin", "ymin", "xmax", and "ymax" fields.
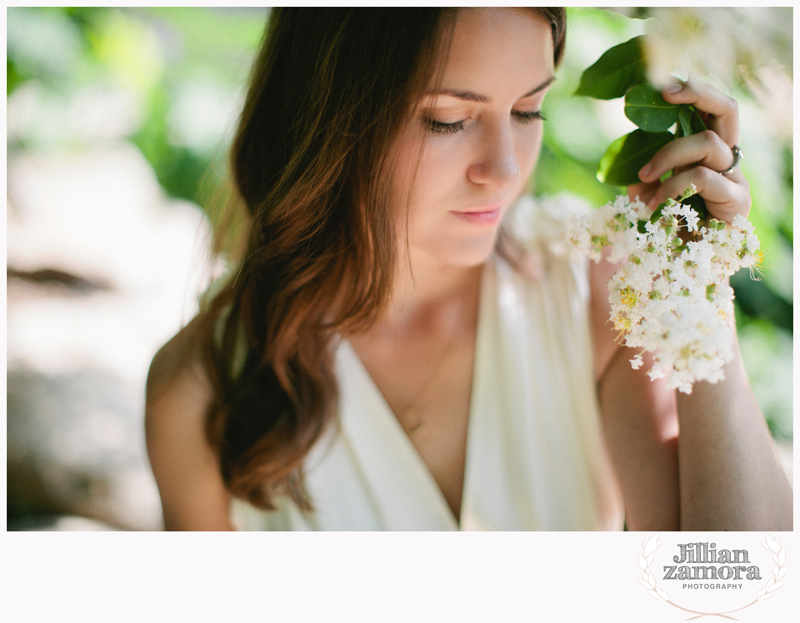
[{"xmin": 6, "ymin": 7, "xmax": 793, "ymax": 530}]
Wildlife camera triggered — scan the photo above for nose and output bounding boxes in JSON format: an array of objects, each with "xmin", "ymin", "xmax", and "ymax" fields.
[{"xmin": 467, "ymin": 119, "xmax": 521, "ymax": 191}]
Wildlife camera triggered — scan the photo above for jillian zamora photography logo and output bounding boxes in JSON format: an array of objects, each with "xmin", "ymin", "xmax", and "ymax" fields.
[{"xmin": 637, "ymin": 533, "xmax": 788, "ymax": 618}]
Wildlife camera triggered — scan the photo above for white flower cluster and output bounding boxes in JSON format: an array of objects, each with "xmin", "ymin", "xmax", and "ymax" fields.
[{"xmin": 569, "ymin": 187, "xmax": 763, "ymax": 393}]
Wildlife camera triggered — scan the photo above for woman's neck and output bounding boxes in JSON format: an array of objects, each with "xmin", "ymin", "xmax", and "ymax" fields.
[{"xmin": 378, "ymin": 251, "xmax": 484, "ymax": 338}]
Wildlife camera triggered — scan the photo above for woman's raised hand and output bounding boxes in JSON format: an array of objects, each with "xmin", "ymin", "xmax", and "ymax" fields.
[{"xmin": 628, "ymin": 80, "xmax": 751, "ymax": 224}]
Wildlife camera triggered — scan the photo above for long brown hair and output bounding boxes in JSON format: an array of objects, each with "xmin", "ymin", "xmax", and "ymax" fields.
[{"xmin": 199, "ymin": 8, "xmax": 567, "ymax": 511}]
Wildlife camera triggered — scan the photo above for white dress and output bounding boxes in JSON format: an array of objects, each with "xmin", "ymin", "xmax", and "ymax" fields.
[{"xmin": 230, "ymin": 196, "xmax": 624, "ymax": 530}]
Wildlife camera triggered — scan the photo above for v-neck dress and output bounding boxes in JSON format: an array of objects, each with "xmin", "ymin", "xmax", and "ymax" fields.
[{"xmin": 230, "ymin": 196, "xmax": 624, "ymax": 531}]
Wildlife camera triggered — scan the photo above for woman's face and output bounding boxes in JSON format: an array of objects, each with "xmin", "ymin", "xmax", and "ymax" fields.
[{"xmin": 391, "ymin": 8, "xmax": 555, "ymax": 268}]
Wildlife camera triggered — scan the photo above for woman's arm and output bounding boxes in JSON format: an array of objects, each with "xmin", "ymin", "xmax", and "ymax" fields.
[
  {"xmin": 595, "ymin": 291, "xmax": 792, "ymax": 531},
  {"xmin": 674, "ymin": 343, "xmax": 792, "ymax": 530},
  {"xmin": 145, "ymin": 322, "xmax": 234, "ymax": 531},
  {"xmin": 593, "ymin": 80, "xmax": 793, "ymax": 531}
]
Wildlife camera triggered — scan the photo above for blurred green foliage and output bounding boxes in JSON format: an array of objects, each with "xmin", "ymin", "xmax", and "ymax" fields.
[
  {"xmin": 8, "ymin": 6, "xmax": 266, "ymax": 207},
  {"xmin": 7, "ymin": 7, "xmax": 792, "ymax": 438}
]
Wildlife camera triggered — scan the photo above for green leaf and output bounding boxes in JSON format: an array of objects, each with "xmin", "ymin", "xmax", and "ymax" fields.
[
  {"xmin": 649, "ymin": 204, "xmax": 665, "ymax": 223},
  {"xmin": 597, "ymin": 129, "xmax": 674, "ymax": 186},
  {"xmin": 688, "ymin": 106, "xmax": 707, "ymax": 133},
  {"xmin": 677, "ymin": 106, "xmax": 693, "ymax": 137},
  {"xmin": 575, "ymin": 35, "xmax": 648, "ymax": 100},
  {"xmin": 678, "ymin": 105, "xmax": 707, "ymax": 137},
  {"xmin": 624, "ymin": 84, "xmax": 680, "ymax": 132}
]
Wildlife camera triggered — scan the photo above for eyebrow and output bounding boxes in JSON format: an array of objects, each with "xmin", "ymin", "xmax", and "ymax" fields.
[{"xmin": 428, "ymin": 76, "xmax": 556, "ymax": 103}]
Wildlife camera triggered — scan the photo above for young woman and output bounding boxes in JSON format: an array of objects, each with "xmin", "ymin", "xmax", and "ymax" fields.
[{"xmin": 145, "ymin": 8, "xmax": 792, "ymax": 531}]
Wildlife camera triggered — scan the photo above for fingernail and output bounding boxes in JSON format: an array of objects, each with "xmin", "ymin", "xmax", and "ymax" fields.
[
  {"xmin": 664, "ymin": 83, "xmax": 684, "ymax": 95},
  {"xmin": 639, "ymin": 163, "xmax": 652, "ymax": 180}
]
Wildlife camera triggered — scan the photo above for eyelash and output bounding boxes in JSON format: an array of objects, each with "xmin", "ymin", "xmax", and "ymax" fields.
[{"xmin": 423, "ymin": 110, "xmax": 546, "ymax": 135}]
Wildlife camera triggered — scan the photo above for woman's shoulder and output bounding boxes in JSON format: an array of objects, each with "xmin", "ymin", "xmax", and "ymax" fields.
[
  {"xmin": 145, "ymin": 319, "xmax": 233, "ymax": 530},
  {"xmin": 499, "ymin": 193, "xmax": 590, "ymax": 283},
  {"xmin": 146, "ymin": 317, "xmax": 212, "ymax": 409},
  {"xmin": 503, "ymin": 194, "xmax": 622, "ymax": 381},
  {"xmin": 497, "ymin": 193, "xmax": 592, "ymax": 294},
  {"xmin": 506, "ymin": 193, "xmax": 591, "ymax": 257}
]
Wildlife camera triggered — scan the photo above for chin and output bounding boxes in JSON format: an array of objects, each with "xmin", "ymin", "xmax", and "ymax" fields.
[{"xmin": 430, "ymin": 231, "xmax": 500, "ymax": 268}]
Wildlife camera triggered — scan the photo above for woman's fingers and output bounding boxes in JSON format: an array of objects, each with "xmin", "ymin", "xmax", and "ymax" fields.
[
  {"xmin": 632, "ymin": 79, "xmax": 749, "ymax": 223},
  {"xmin": 638, "ymin": 130, "xmax": 743, "ymax": 186},
  {"xmin": 646, "ymin": 166, "xmax": 751, "ymax": 222},
  {"xmin": 627, "ymin": 181, "xmax": 658, "ymax": 205},
  {"xmin": 661, "ymin": 80, "xmax": 740, "ymax": 146}
]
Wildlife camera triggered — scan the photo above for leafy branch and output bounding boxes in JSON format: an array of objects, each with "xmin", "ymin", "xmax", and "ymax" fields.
[{"xmin": 576, "ymin": 35, "xmax": 708, "ymax": 220}]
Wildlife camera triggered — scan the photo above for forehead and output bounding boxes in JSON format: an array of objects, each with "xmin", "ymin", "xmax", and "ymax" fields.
[{"xmin": 437, "ymin": 8, "xmax": 554, "ymax": 93}]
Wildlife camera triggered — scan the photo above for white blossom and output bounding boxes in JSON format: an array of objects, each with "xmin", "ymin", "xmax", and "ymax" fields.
[{"xmin": 567, "ymin": 191, "xmax": 762, "ymax": 393}]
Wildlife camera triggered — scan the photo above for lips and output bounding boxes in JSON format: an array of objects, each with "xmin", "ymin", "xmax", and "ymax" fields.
[{"xmin": 450, "ymin": 203, "xmax": 505, "ymax": 226}]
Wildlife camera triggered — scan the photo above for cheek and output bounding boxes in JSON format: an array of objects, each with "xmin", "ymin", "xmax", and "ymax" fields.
[
  {"xmin": 412, "ymin": 143, "xmax": 462, "ymax": 198},
  {"xmin": 516, "ymin": 127, "xmax": 544, "ymax": 179},
  {"xmin": 387, "ymin": 127, "xmax": 426, "ymax": 217},
  {"xmin": 398, "ymin": 138, "xmax": 461, "ymax": 220}
]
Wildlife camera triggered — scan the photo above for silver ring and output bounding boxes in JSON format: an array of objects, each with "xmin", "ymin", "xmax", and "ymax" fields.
[{"xmin": 720, "ymin": 144, "xmax": 743, "ymax": 175}]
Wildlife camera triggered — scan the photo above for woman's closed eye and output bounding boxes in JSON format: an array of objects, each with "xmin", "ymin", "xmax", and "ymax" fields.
[
  {"xmin": 423, "ymin": 117, "xmax": 465, "ymax": 135},
  {"xmin": 512, "ymin": 110, "xmax": 546, "ymax": 123},
  {"xmin": 422, "ymin": 110, "xmax": 546, "ymax": 135}
]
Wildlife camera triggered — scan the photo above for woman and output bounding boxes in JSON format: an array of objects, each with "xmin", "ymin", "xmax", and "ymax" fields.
[{"xmin": 145, "ymin": 8, "xmax": 792, "ymax": 530}]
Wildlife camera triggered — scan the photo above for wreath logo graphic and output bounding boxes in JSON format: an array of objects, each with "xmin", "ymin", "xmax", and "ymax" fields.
[{"xmin": 638, "ymin": 533, "xmax": 787, "ymax": 620}]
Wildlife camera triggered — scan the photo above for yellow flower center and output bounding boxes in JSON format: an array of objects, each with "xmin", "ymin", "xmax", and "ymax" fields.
[
  {"xmin": 613, "ymin": 315, "xmax": 632, "ymax": 342},
  {"xmin": 620, "ymin": 286, "xmax": 638, "ymax": 308}
]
